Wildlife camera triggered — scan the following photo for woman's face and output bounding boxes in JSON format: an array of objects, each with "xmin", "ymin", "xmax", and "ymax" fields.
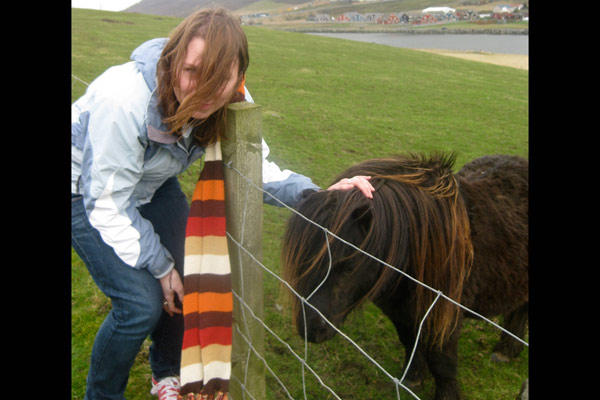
[{"xmin": 174, "ymin": 36, "xmax": 239, "ymax": 119}]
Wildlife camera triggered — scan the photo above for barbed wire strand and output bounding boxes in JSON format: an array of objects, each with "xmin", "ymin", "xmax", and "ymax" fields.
[{"xmin": 72, "ymin": 74, "xmax": 90, "ymax": 87}]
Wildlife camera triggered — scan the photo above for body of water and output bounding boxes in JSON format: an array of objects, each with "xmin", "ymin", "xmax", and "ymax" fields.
[{"xmin": 308, "ymin": 33, "xmax": 528, "ymax": 55}]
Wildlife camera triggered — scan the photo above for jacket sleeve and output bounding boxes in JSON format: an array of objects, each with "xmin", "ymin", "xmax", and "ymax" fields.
[
  {"xmin": 76, "ymin": 92, "xmax": 175, "ymax": 279},
  {"xmin": 242, "ymin": 87, "xmax": 320, "ymax": 207},
  {"xmin": 261, "ymin": 139, "xmax": 320, "ymax": 207}
]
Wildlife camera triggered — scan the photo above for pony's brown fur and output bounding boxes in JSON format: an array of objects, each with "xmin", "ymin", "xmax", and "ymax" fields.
[
  {"xmin": 282, "ymin": 152, "xmax": 528, "ymax": 400},
  {"xmin": 283, "ymin": 152, "xmax": 474, "ymax": 348}
]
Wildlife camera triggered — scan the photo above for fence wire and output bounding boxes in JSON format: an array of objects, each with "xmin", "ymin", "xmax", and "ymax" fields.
[
  {"xmin": 224, "ymin": 161, "xmax": 527, "ymax": 400},
  {"xmin": 72, "ymin": 73, "xmax": 528, "ymax": 400}
]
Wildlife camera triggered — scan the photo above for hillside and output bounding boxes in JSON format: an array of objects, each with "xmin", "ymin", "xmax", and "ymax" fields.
[
  {"xmin": 125, "ymin": 0, "xmax": 249, "ymax": 17},
  {"xmin": 123, "ymin": 0, "xmax": 504, "ymax": 18},
  {"xmin": 124, "ymin": 0, "xmax": 308, "ymax": 16}
]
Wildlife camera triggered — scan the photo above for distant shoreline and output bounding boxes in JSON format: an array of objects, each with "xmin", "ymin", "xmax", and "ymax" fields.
[
  {"xmin": 417, "ymin": 49, "xmax": 528, "ymax": 70},
  {"xmin": 268, "ymin": 24, "xmax": 530, "ymax": 70}
]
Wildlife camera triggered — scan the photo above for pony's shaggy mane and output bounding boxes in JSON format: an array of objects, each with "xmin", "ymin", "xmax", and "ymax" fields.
[{"xmin": 282, "ymin": 152, "xmax": 474, "ymax": 347}]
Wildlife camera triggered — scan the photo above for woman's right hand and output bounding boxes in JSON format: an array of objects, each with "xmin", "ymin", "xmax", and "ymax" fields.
[
  {"xmin": 159, "ymin": 268, "xmax": 185, "ymax": 316},
  {"xmin": 327, "ymin": 175, "xmax": 375, "ymax": 199}
]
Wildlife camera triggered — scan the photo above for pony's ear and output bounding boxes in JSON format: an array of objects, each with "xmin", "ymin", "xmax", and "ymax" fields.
[{"xmin": 350, "ymin": 205, "xmax": 372, "ymax": 236}]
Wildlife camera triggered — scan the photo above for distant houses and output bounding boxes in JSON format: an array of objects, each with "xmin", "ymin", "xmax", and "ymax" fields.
[
  {"xmin": 492, "ymin": 4, "xmax": 524, "ymax": 13},
  {"xmin": 303, "ymin": 3, "xmax": 528, "ymax": 25},
  {"xmin": 242, "ymin": 3, "xmax": 528, "ymax": 26},
  {"xmin": 422, "ymin": 7, "xmax": 455, "ymax": 14},
  {"xmin": 307, "ymin": 13, "xmax": 333, "ymax": 22},
  {"xmin": 335, "ymin": 12, "xmax": 364, "ymax": 22},
  {"xmin": 332, "ymin": 11, "xmax": 412, "ymax": 24}
]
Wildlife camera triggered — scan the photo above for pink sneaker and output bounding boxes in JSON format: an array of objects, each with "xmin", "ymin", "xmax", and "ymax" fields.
[{"xmin": 150, "ymin": 376, "xmax": 181, "ymax": 400}]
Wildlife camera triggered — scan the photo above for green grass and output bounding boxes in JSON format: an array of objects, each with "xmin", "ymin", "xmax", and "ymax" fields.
[{"xmin": 72, "ymin": 8, "xmax": 528, "ymax": 400}]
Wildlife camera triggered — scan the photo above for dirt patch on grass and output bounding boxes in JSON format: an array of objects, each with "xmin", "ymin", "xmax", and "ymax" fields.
[{"xmin": 417, "ymin": 49, "xmax": 528, "ymax": 71}]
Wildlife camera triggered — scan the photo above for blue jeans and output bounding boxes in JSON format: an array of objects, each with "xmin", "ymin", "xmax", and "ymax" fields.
[{"xmin": 72, "ymin": 177, "xmax": 189, "ymax": 400}]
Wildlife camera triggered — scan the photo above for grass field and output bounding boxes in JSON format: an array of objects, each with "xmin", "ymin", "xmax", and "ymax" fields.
[{"xmin": 71, "ymin": 7, "xmax": 528, "ymax": 400}]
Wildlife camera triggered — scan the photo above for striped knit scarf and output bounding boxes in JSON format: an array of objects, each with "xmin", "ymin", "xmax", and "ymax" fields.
[
  {"xmin": 180, "ymin": 140, "xmax": 232, "ymax": 400},
  {"xmin": 180, "ymin": 81, "xmax": 246, "ymax": 400}
]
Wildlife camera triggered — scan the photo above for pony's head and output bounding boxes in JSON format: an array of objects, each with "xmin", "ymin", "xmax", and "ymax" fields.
[
  {"xmin": 281, "ymin": 187, "xmax": 378, "ymax": 343},
  {"xmin": 281, "ymin": 153, "xmax": 474, "ymax": 347}
]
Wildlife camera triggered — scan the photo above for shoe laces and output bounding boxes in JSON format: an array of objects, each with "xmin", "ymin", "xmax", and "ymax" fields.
[{"xmin": 150, "ymin": 376, "xmax": 180, "ymax": 400}]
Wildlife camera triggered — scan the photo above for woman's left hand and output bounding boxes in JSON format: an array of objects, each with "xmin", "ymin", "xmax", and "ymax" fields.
[{"xmin": 327, "ymin": 175, "xmax": 375, "ymax": 199}]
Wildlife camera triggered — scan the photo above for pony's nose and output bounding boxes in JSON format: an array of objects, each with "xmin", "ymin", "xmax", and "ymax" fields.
[{"xmin": 304, "ymin": 317, "xmax": 332, "ymax": 343}]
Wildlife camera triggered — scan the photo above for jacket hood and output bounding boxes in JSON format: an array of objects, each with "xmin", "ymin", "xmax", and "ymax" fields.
[
  {"xmin": 130, "ymin": 38, "xmax": 177, "ymax": 142},
  {"xmin": 130, "ymin": 38, "xmax": 168, "ymax": 92}
]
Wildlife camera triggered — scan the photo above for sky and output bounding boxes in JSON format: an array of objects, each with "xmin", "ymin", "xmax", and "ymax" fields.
[{"xmin": 71, "ymin": 0, "xmax": 141, "ymax": 11}]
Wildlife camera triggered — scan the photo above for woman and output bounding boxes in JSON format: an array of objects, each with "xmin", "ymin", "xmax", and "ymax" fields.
[{"xmin": 71, "ymin": 8, "xmax": 374, "ymax": 400}]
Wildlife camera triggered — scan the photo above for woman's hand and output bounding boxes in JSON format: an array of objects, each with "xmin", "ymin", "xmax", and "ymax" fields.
[
  {"xmin": 159, "ymin": 268, "xmax": 185, "ymax": 316},
  {"xmin": 327, "ymin": 175, "xmax": 375, "ymax": 199}
]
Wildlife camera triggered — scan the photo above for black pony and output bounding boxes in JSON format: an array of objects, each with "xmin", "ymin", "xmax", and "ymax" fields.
[{"xmin": 282, "ymin": 153, "xmax": 528, "ymax": 400}]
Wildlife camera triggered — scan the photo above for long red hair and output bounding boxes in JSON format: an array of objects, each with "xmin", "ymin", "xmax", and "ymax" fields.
[{"xmin": 156, "ymin": 8, "xmax": 249, "ymax": 146}]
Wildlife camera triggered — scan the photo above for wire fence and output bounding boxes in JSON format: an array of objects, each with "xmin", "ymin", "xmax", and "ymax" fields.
[
  {"xmin": 224, "ymin": 161, "xmax": 528, "ymax": 400},
  {"xmin": 72, "ymin": 74, "xmax": 528, "ymax": 400}
]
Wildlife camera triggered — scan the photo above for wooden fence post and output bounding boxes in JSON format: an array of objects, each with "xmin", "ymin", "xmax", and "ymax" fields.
[{"xmin": 222, "ymin": 101, "xmax": 265, "ymax": 400}]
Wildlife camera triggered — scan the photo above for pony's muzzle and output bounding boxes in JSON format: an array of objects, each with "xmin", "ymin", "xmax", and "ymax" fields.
[{"xmin": 298, "ymin": 314, "xmax": 336, "ymax": 343}]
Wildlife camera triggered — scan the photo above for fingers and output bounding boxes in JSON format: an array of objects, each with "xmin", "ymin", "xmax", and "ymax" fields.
[
  {"xmin": 351, "ymin": 176, "xmax": 375, "ymax": 199},
  {"xmin": 162, "ymin": 294, "xmax": 180, "ymax": 317},
  {"xmin": 162, "ymin": 296, "xmax": 172, "ymax": 316},
  {"xmin": 160, "ymin": 270, "xmax": 184, "ymax": 316},
  {"xmin": 167, "ymin": 295, "xmax": 182, "ymax": 315},
  {"xmin": 171, "ymin": 269, "xmax": 185, "ymax": 307},
  {"xmin": 327, "ymin": 176, "xmax": 375, "ymax": 199}
]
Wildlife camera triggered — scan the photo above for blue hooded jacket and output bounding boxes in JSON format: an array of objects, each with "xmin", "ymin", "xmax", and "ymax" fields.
[{"xmin": 71, "ymin": 38, "xmax": 319, "ymax": 278}]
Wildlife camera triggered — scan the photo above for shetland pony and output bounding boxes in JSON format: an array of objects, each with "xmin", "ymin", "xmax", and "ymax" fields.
[{"xmin": 282, "ymin": 153, "xmax": 528, "ymax": 400}]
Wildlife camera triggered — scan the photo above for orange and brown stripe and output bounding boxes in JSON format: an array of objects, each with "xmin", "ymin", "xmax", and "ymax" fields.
[{"xmin": 180, "ymin": 140, "xmax": 232, "ymax": 398}]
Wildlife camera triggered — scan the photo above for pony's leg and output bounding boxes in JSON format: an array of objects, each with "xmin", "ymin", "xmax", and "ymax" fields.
[
  {"xmin": 425, "ymin": 329, "xmax": 462, "ymax": 400},
  {"xmin": 393, "ymin": 320, "xmax": 428, "ymax": 388},
  {"xmin": 492, "ymin": 302, "xmax": 528, "ymax": 362}
]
